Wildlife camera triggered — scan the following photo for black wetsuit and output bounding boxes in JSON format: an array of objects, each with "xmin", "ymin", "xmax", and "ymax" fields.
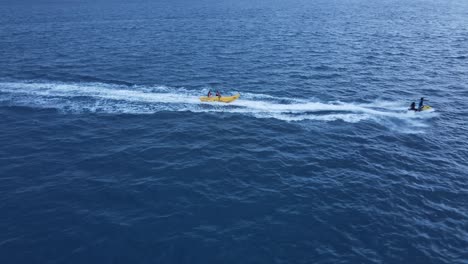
[
  {"xmin": 410, "ymin": 102, "xmax": 417, "ymax": 111},
  {"xmin": 418, "ymin": 98, "xmax": 425, "ymax": 111}
]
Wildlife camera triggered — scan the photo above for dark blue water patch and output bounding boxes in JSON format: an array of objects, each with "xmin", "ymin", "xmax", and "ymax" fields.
[
  {"xmin": 1, "ymin": 0, "xmax": 468, "ymax": 263},
  {"xmin": 1, "ymin": 106, "xmax": 467, "ymax": 263},
  {"xmin": 446, "ymin": 55, "xmax": 467, "ymax": 60}
]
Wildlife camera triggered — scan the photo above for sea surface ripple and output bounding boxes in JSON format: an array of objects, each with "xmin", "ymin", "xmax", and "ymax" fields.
[{"xmin": 0, "ymin": 0, "xmax": 467, "ymax": 263}]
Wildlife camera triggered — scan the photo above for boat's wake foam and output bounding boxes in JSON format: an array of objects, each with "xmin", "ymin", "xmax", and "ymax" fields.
[{"xmin": 0, "ymin": 81, "xmax": 436, "ymax": 125}]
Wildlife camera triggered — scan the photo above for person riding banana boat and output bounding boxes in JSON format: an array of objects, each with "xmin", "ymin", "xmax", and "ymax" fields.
[
  {"xmin": 206, "ymin": 90, "xmax": 221, "ymax": 97},
  {"xmin": 201, "ymin": 90, "xmax": 240, "ymax": 103}
]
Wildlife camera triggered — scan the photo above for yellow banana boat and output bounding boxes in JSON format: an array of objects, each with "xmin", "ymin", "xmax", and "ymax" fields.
[{"xmin": 200, "ymin": 93, "xmax": 240, "ymax": 103}]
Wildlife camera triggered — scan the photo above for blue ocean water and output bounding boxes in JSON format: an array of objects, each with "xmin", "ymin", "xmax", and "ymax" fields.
[{"xmin": 1, "ymin": 0, "xmax": 468, "ymax": 263}]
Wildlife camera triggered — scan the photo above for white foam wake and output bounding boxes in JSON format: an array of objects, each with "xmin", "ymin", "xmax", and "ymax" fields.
[{"xmin": 0, "ymin": 81, "xmax": 436, "ymax": 124}]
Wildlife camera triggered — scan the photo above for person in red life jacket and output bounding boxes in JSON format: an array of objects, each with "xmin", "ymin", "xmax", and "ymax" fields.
[
  {"xmin": 215, "ymin": 90, "xmax": 221, "ymax": 97},
  {"xmin": 207, "ymin": 90, "xmax": 212, "ymax": 97}
]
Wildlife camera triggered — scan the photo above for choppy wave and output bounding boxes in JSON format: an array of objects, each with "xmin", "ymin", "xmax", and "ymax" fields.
[{"xmin": 0, "ymin": 81, "xmax": 436, "ymax": 125}]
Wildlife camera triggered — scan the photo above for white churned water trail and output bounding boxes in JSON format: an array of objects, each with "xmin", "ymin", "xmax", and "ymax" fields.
[{"xmin": 0, "ymin": 81, "xmax": 436, "ymax": 125}]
